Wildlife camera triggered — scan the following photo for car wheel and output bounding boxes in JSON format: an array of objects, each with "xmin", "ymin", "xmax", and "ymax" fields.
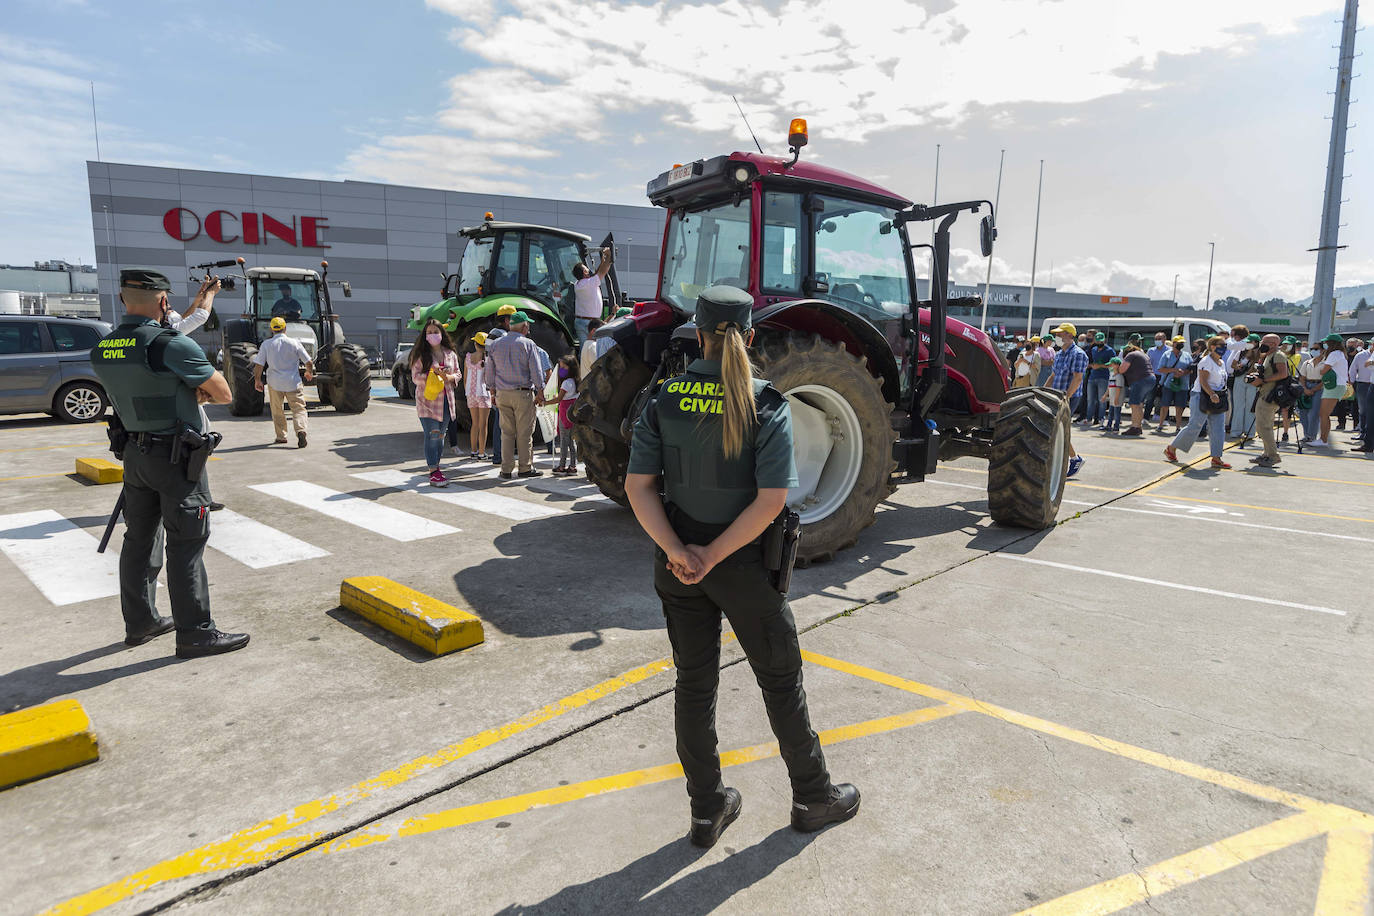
[{"xmin": 54, "ymin": 381, "xmax": 108, "ymax": 423}]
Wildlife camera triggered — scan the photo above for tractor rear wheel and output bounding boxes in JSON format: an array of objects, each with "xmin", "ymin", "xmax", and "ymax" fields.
[
  {"xmin": 227, "ymin": 342, "xmax": 263, "ymax": 416},
  {"xmin": 449, "ymin": 316, "xmax": 574, "ymax": 432},
  {"xmin": 987, "ymin": 386, "xmax": 1070, "ymax": 529},
  {"xmin": 754, "ymin": 333, "xmax": 895, "ymax": 566},
  {"xmin": 328, "ymin": 342, "xmax": 371, "ymax": 413},
  {"xmin": 574, "ymin": 345, "xmax": 652, "ymax": 507}
]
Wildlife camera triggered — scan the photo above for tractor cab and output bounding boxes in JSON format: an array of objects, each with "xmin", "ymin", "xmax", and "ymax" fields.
[{"xmin": 246, "ymin": 267, "xmax": 326, "ymax": 360}]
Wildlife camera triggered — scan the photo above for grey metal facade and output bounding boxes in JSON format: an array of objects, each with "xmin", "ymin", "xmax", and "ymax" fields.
[{"xmin": 88, "ymin": 161, "xmax": 665, "ymax": 352}]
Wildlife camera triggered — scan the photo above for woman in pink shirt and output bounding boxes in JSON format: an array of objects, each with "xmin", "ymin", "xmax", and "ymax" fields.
[
  {"xmin": 465, "ymin": 332, "xmax": 493, "ymax": 460},
  {"xmin": 1035, "ymin": 337, "xmax": 1055, "ymax": 386},
  {"xmin": 410, "ymin": 319, "xmax": 461, "ymax": 487}
]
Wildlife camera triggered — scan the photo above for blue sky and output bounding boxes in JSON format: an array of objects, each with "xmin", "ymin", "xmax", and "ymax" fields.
[{"xmin": 2, "ymin": 0, "xmax": 1369, "ymax": 307}]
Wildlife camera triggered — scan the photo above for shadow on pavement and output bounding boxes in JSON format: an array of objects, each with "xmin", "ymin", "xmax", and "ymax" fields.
[
  {"xmin": 0, "ymin": 642, "xmax": 183, "ymax": 712},
  {"xmin": 324, "ymin": 608, "xmax": 440, "ymax": 663},
  {"xmin": 496, "ymin": 827, "xmax": 815, "ymax": 915},
  {"xmin": 330, "ymin": 432, "xmax": 422, "ymax": 469}
]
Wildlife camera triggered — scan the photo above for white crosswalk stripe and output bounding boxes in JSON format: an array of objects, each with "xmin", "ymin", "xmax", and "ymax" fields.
[
  {"xmin": 207, "ymin": 509, "xmax": 330, "ymax": 568},
  {"xmin": 353, "ymin": 470, "xmax": 563, "ymax": 521},
  {"xmin": 250, "ymin": 480, "xmax": 460, "ymax": 541},
  {"xmin": 0, "ymin": 510, "xmax": 121, "ymax": 605},
  {"xmin": 444, "ymin": 464, "xmax": 614, "ymax": 504}
]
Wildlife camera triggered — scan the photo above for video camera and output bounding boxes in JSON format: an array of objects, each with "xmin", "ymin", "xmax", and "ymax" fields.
[{"xmin": 189, "ymin": 257, "xmax": 247, "ymax": 291}]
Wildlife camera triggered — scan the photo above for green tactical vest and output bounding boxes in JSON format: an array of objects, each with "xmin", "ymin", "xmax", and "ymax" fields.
[
  {"xmin": 651, "ymin": 369, "xmax": 786, "ymax": 525},
  {"xmin": 91, "ymin": 320, "xmax": 201, "ymax": 434}
]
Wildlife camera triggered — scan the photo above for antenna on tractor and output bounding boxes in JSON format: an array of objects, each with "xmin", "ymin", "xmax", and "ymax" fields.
[{"xmin": 732, "ymin": 95, "xmax": 765, "ymax": 155}]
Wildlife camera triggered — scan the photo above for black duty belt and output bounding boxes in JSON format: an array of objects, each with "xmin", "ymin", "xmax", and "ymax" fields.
[{"xmin": 130, "ymin": 431, "xmax": 178, "ymax": 447}]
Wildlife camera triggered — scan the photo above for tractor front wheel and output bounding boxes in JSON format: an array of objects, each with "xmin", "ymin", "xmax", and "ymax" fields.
[
  {"xmin": 328, "ymin": 342, "xmax": 372, "ymax": 413},
  {"xmin": 227, "ymin": 342, "xmax": 264, "ymax": 416},
  {"xmin": 987, "ymin": 386, "xmax": 1070, "ymax": 529}
]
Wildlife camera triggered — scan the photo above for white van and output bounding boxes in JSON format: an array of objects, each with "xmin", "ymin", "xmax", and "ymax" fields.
[{"xmin": 1038, "ymin": 316, "xmax": 1232, "ymax": 351}]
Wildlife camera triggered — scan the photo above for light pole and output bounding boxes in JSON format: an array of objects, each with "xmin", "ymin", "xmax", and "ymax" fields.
[
  {"xmin": 979, "ymin": 148, "xmax": 1006, "ymax": 332},
  {"xmin": 1172, "ymin": 273, "xmax": 1179, "ymax": 304},
  {"xmin": 1026, "ymin": 159, "xmax": 1044, "ymax": 338},
  {"xmin": 1204, "ymin": 242, "xmax": 1215, "ymax": 311}
]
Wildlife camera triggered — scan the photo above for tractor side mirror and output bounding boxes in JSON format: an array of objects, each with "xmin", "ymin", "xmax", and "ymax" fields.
[
  {"xmin": 341, "ymin": 282, "xmax": 352, "ymax": 298},
  {"xmin": 804, "ymin": 273, "xmax": 831, "ymax": 296},
  {"xmin": 879, "ymin": 220, "xmax": 893, "ymax": 236},
  {"xmin": 980, "ymin": 216, "xmax": 997, "ymax": 258}
]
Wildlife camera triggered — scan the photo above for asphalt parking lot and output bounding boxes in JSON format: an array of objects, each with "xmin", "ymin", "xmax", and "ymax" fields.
[{"xmin": 1, "ymin": 386, "xmax": 1371, "ymax": 915}]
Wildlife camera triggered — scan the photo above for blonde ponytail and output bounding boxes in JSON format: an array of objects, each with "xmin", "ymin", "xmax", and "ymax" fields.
[{"xmin": 717, "ymin": 326, "xmax": 757, "ymax": 458}]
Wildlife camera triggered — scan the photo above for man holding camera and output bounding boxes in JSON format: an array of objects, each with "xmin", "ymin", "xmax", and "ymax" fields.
[
  {"xmin": 164, "ymin": 276, "xmax": 219, "ymax": 335},
  {"xmin": 1247, "ymin": 333, "xmax": 1290, "ymax": 468},
  {"xmin": 91, "ymin": 269, "xmax": 250, "ymax": 657}
]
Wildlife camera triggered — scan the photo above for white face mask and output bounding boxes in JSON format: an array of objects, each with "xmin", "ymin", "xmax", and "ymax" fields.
[{"xmin": 1244, "ymin": 342, "xmax": 1255, "ymax": 350}]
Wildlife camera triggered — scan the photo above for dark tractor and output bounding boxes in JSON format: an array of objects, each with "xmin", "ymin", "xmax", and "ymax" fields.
[
  {"xmin": 406, "ymin": 215, "xmax": 623, "ymax": 430},
  {"xmin": 219, "ymin": 260, "xmax": 371, "ymax": 417},
  {"xmin": 574, "ymin": 120, "xmax": 1069, "ymax": 564}
]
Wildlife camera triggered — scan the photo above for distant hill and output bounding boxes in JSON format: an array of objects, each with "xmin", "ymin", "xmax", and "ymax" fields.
[{"xmin": 1297, "ymin": 283, "xmax": 1374, "ymax": 312}]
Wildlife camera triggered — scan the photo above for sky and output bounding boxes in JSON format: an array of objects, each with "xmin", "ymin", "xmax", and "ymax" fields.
[{"xmin": 1, "ymin": 0, "xmax": 1369, "ymax": 308}]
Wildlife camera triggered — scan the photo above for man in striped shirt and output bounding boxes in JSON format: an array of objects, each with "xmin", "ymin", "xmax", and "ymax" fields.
[{"xmin": 484, "ymin": 311, "xmax": 547, "ymax": 478}]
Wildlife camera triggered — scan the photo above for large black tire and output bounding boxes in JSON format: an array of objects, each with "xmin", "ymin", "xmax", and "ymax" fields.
[
  {"xmin": 227, "ymin": 342, "xmax": 263, "ymax": 416},
  {"xmin": 391, "ymin": 366, "xmax": 415, "ymax": 400},
  {"xmin": 754, "ymin": 333, "xmax": 896, "ymax": 565},
  {"xmin": 328, "ymin": 342, "xmax": 371, "ymax": 413},
  {"xmin": 573, "ymin": 345, "xmax": 653, "ymax": 507},
  {"xmin": 987, "ymin": 386, "xmax": 1070, "ymax": 529},
  {"xmin": 448, "ymin": 316, "xmax": 573, "ymax": 432}
]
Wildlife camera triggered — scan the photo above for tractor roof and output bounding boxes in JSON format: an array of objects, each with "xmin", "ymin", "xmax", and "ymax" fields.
[
  {"xmin": 246, "ymin": 266, "xmax": 320, "ymax": 282},
  {"xmin": 458, "ymin": 221, "xmax": 591, "ymax": 243},
  {"xmin": 647, "ymin": 152, "xmax": 911, "ymax": 211}
]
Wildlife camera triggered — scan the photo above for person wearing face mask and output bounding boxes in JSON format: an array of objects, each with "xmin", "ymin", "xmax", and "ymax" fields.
[
  {"xmin": 1165, "ymin": 335, "xmax": 1231, "ymax": 468},
  {"xmin": 1310, "ymin": 333, "xmax": 1350, "ymax": 447},
  {"xmin": 1155, "ymin": 336, "xmax": 1191, "ymax": 432},
  {"xmin": 1143, "ymin": 332, "xmax": 1168, "ymax": 425},
  {"xmin": 1012, "ymin": 340, "xmax": 1039, "ymax": 388},
  {"xmin": 1278, "ymin": 336, "xmax": 1301, "ymax": 442},
  {"xmin": 553, "ymin": 354, "xmax": 580, "ymax": 475},
  {"xmin": 1247, "ymin": 333, "xmax": 1289, "ymax": 467},
  {"xmin": 1047, "ymin": 323, "xmax": 1087, "ymax": 477},
  {"xmin": 1335, "ymin": 338, "xmax": 1364, "ymax": 434},
  {"xmin": 1349, "ymin": 338, "xmax": 1373, "ymax": 451},
  {"xmin": 409, "ymin": 319, "xmax": 461, "ymax": 486},
  {"xmin": 1227, "ymin": 332, "xmax": 1262, "ymax": 439},
  {"xmin": 1035, "ymin": 336, "xmax": 1055, "ymax": 386}
]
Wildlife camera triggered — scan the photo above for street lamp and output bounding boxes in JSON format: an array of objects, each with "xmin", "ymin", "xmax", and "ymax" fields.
[
  {"xmin": 1204, "ymin": 242, "xmax": 1215, "ymax": 311},
  {"xmin": 1172, "ymin": 273, "xmax": 1179, "ymax": 304}
]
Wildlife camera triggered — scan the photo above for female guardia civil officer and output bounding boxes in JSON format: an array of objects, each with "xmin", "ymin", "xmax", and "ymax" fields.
[{"xmin": 624, "ymin": 285, "xmax": 859, "ymax": 849}]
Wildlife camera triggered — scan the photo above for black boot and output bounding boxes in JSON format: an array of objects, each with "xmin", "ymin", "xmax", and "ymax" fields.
[
  {"xmin": 689, "ymin": 788, "xmax": 742, "ymax": 848},
  {"xmin": 125, "ymin": 616, "xmax": 175, "ymax": 646},
  {"xmin": 791, "ymin": 783, "xmax": 861, "ymax": 833},
  {"xmin": 176, "ymin": 626, "xmax": 250, "ymax": 658}
]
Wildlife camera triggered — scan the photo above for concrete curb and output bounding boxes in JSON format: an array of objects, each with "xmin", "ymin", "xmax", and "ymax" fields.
[
  {"xmin": 339, "ymin": 576, "xmax": 484, "ymax": 656},
  {"xmin": 0, "ymin": 699, "xmax": 100, "ymax": 791},
  {"xmin": 74, "ymin": 458, "xmax": 122, "ymax": 484}
]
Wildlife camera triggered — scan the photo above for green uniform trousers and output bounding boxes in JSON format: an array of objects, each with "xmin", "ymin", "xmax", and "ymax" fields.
[
  {"xmin": 119, "ymin": 440, "xmax": 213, "ymax": 635},
  {"xmin": 653, "ymin": 513, "xmax": 831, "ymax": 816}
]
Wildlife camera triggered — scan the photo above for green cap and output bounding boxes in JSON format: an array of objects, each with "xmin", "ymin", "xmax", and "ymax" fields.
[
  {"xmin": 1323, "ymin": 332, "xmax": 1343, "ymax": 343},
  {"xmin": 1128, "ymin": 332, "xmax": 1142, "ymax": 342},
  {"xmin": 614, "ymin": 306, "xmax": 633, "ymax": 318},
  {"xmin": 1094, "ymin": 332, "xmax": 1106, "ymax": 341},
  {"xmin": 1282, "ymin": 335, "xmax": 1298, "ymax": 345},
  {"xmin": 119, "ymin": 268, "xmax": 171, "ymax": 292},
  {"xmin": 1246, "ymin": 332, "xmax": 1262, "ymax": 342},
  {"xmin": 1108, "ymin": 356, "xmax": 1122, "ymax": 364},
  {"xmin": 694, "ymin": 285, "xmax": 753, "ymax": 335},
  {"xmin": 509, "ymin": 311, "xmax": 531, "ymax": 325}
]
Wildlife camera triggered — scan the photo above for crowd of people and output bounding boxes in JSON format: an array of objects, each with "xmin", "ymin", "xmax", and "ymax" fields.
[{"xmin": 1024, "ymin": 323, "xmax": 1372, "ymax": 476}]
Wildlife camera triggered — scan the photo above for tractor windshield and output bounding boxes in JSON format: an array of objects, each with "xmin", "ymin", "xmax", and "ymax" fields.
[
  {"xmin": 258, "ymin": 280, "xmax": 319, "ymax": 322},
  {"xmin": 660, "ymin": 199, "xmax": 751, "ymax": 311},
  {"xmin": 457, "ymin": 237, "xmax": 494, "ymax": 297},
  {"xmin": 812, "ymin": 197, "xmax": 910, "ymax": 322}
]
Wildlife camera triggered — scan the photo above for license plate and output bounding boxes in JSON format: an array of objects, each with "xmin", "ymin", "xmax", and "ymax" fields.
[{"xmin": 668, "ymin": 164, "xmax": 695, "ymax": 184}]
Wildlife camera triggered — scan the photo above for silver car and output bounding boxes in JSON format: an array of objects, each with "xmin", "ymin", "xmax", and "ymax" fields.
[{"xmin": 0, "ymin": 315, "xmax": 113, "ymax": 423}]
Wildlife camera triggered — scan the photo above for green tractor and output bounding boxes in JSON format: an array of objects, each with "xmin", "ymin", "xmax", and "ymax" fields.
[
  {"xmin": 403, "ymin": 215, "xmax": 621, "ymax": 430},
  {"xmin": 220, "ymin": 260, "xmax": 371, "ymax": 416}
]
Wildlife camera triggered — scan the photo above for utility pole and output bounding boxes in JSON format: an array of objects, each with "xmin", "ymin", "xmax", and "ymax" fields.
[
  {"xmin": 1026, "ymin": 159, "xmax": 1044, "ymax": 338},
  {"xmin": 980, "ymin": 148, "xmax": 1006, "ymax": 332},
  {"xmin": 1172, "ymin": 273, "xmax": 1179, "ymax": 304},
  {"xmin": 90, "ymin": 82, "xmax": 101, "ymax": 161},
  {"xmin": 1309, "ymin": 0, "xmax": 1359, "ymax": 345},
  {"xmin": 1204, "ymin": 242, "xmax": 1215, "ymax": 311}
]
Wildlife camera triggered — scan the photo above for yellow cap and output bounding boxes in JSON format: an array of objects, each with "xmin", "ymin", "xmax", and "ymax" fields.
[
  {"xmin": 1172, "ymin": 335, "xmax": 1186, "ymax": 344},
  {"xmin": 496, "ymin": 304, "xmax": 518, "ymax": 317},
  {"xmin": 270, "ymin": 316, "xmax": 287, "ymax": 331},
  {"xmin": 473, "ymin": 331, "xmax": 488, "ymax": 348},
  {"xmin": 1050, "ymin": 322, "xmax": 1076, "ymax": 337}
]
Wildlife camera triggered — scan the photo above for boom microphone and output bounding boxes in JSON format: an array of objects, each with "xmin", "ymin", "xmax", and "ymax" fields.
[{"xmin": 191, "ymin": 258, "xmax": 243, "ymax": 270}]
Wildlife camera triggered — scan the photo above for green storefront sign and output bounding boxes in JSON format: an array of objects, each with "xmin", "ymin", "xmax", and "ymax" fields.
[{"xmin": 1259, "ymin": 317, "xmax": 1292, "ymax": 326}]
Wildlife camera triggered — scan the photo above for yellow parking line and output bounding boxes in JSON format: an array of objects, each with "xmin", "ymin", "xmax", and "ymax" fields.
[
  {"xmin": 1015, "ymin": 812, "xmax": 1328, "ymax": 916},
  {"xmin": 42, "ymin": 655, "xmax": 679, "ymax": 916},
  {"xmin": 1134, "ymin": 494, "xmax": 1374, "ymax": 525},
  {"xmin": 1074, "ymin": 452, "xmax": 1164, "ymax": 465},
  {"xmin": 0, "ymin": 441, "xmax": 103, "ymax": 453},
  {"xmin": 313, "ymin": 704, "xmax": 965, "ymax": 856},
  {"xmin": 0, "ymin": 471, "xmax": 81, "ymax": 483},
  {"xmin": 1315, "ymin": 829, "xmax": 1374, "ymax": 915},
  {"xmin": 1219, "ymin": 467, "xmax": 1374, "ymax": 488}
]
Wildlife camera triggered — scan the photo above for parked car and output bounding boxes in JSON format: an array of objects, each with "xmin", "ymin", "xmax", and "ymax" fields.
[
  {"xmin": 0, "ymin": 315, "xmax": 113, "ymax": 422},
  {"xmin": 390, "ymin": 342, "xmax": 414, "ymax": 398},
  {"xmin": 363, "ymin": 345, "xmax": 383, "ymax": 372}
]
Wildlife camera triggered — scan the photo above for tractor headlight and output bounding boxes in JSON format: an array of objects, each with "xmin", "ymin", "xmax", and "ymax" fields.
[{"xmin": 731, "ymin": 164, "xmax": 754, "ymax": 186}]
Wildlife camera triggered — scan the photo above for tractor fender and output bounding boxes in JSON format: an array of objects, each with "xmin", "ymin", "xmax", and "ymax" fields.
[
  {"xmin": 753, "ymin": 300, "xmax": 900, "ymax": 405},
  {"xmin": 222, "ymin": 318, "xmax": 255, "ymax": 347},
  {"xmin": 433, "ymin": 293, "xmax": 572, "ymax": 336},
  {"xmin": 408, "ymin": 298, "xmax": 466, "ymax": 332}
]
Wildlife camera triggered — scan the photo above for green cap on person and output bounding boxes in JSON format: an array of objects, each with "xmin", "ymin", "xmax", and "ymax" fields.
[
  {"xmin": 119, "ymin": 268, "xmax": 171, "ymax": 291},
  {"xmin": 509, "ymin": 311, "xmax": 531, "ymax": 325},
  {"xmin": 1282, "ymin": 335, "xmax": 1298, "ymax": 345},
  {"xmin": 1108, "ymin": 356, "xmax": 1122, "ymax": 365},
  {"xmin": 1323, "ymin": 332, "xmax": 1343, "ymax": 343},
  {"xmin": 615, "ymin": 306, "xmax": 633, "ymax": 318},
  {"xmin": 1094, "ymin": 332, "xmax": 1106, "ymax": 342},
  {"xmin": 694, "ymin": 285, "xmax": 753, "ymax": 335},
  {"xmin": 1246, "ymin": 332, "xmax": 1262, "ymax": 343}
]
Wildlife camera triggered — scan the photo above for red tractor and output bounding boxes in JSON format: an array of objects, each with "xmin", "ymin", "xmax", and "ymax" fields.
[{"xmin": 574, "ymin": 121, "xmax": 1070, "ymax": 564}]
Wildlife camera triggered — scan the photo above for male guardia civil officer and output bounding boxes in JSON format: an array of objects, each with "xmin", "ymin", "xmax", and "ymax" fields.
[{"xmin": 91, "ymin": 269, "xmax": 249, "ymax": 657}]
